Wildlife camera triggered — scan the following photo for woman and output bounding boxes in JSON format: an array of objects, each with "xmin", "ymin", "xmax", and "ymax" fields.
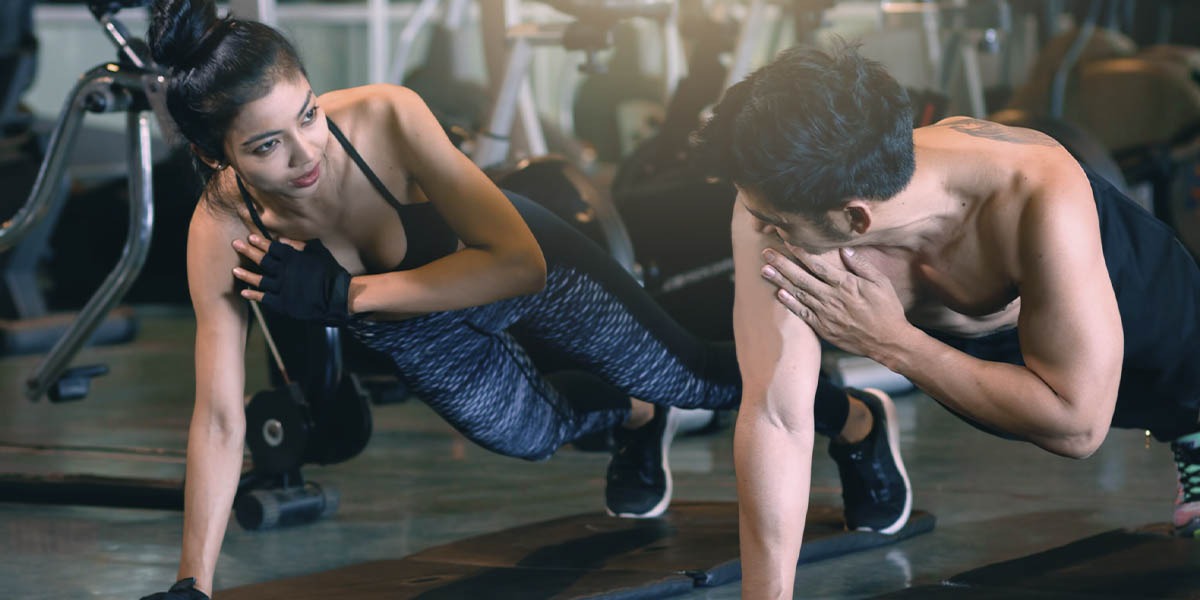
[{"xmin": 139, "ymin": 1, "xmax": 740, "ymax": 597}]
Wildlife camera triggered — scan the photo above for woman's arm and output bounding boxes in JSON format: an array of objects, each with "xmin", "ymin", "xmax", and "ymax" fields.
[
  {"xmin": 346, "ymin": 84, "xmax": 547, "ymax": 317},
  {"xmin": 731, "ymin": 201, "xmax": 824, "ymax": 600},
  {"xmin": 178, "ymin": 202, "xmax": 252, "ymax": 595}
]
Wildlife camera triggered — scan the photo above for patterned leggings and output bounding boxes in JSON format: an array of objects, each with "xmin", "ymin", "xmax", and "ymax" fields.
[{"xmin": 348, "ymin": 193, "xmax": 742, "ymax": 460}]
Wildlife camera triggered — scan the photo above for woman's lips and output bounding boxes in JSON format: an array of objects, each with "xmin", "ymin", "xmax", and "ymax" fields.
[{"xmin": 291, "ymin": 163, "xmax": 320, "ymax": 188}]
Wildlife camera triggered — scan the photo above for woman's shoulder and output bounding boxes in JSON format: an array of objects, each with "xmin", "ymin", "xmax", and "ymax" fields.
[
  {"xmin": 320, "ymin": 84, "xmax": 426, "ymax": 126},
  {"xmin": 192, "ymin": 174, "xmax": 250, "ymax": 236}
]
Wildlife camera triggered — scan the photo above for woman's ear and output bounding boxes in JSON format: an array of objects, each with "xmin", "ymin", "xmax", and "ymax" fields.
[{"xmin": 192, "ymin": 143, "xmax": 226, "ymax": 171}]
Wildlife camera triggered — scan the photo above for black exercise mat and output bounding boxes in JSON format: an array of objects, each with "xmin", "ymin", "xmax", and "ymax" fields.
[
  {"xmin": 412, "ymin": 501, "xmax": 935, "ymax": 587},
  {"xmin": 218, "ymin": 560, "xmax": 695, "ymax": 600},
  {"xmin": 221, "ymin": 501, "xmax": 936, "ymax": 599},
  {"xmin": 873, "ymin": 586, "xmax": 1115, "ymax": 599},
  {"xmin": 873, "ymin": 524, "xmax": 1198, "ymax": 600},
  {"xmin": 950, "ymin": 526, "xmax": 1200, "ymax": 599}
]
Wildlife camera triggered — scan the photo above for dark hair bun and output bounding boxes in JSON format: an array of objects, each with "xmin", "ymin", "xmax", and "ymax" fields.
[{"xmin": 148, "ymin": 0, "xmax": 219, "ymax": 70}]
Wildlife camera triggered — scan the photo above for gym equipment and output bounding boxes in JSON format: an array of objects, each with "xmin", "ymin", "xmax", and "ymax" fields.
[
  {"xmin": 1004, "ymin": 0, "xmax": 1200, "ymax": 258},
  {"xmin": 390, "ymin": 0, "xmax": 491, "ymax": 138},
  {"xmin": 474, "ymin": 0, "xmax": 678, "ymax": 279},
  {"xmin": 611, "ymin": 0, "xmax": 838, "ymax": 342},
  {"xmin": 0, "ymin": 0, "xmax": 36, "ymax": 135},
  {"xmin": 0, "ymin": 0, "xmax": 193, "ymax": 512},
  {"xmin": 237, "ymin": 301, "xmax": 371, "ymax": 531},
  {"xmin": 0, "ymin": 0, "xmax": 156, "ymax": 397},
  {"xmin": 0, "ymin": 0, "xmax": 139, "ymax": 358},
  {"xmin": 0, "ymin": 1, "xmax": 361, "ymax": 526},
  {"xmin": 873, "ymin": 523, "xmax": 1200, "ymax": 599},
  {"xmin": 472, "ymin": 0, "xmax": 675, "ymax": 170},
  {"xmin": 218, "ymin": 501, "xmax": 936, "ymax": 599}
]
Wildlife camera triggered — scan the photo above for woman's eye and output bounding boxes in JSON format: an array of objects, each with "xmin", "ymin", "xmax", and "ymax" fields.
[
  {"xmin": 254, "ymin": 140, "xmax": 278, "ymax": 154},
  {"xmin": 303, "ymin": 106, "xmax": 318, "ymax": 124}
]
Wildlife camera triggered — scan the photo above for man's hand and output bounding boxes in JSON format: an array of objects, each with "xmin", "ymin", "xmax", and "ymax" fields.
[{"xmin": 759, "ymin": 245, "xmax": 911, "ymax": 358}]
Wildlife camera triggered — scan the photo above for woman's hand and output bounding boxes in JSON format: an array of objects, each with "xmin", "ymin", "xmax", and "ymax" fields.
[{"xmin": 231, "ymin": 234, "xmax": 355, "ymax": 325}]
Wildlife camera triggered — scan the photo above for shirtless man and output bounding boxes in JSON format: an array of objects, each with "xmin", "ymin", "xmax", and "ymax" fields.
[{"xmin": 690, "ymin": 44, "xmax": 1200, "ymax": 599}]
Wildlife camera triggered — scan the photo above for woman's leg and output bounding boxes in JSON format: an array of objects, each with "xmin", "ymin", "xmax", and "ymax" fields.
[
  {"xmin": 494, "ymin": 192, "xmax": 742, "ymax": 411},
  {"xmin": 349, "ymin": 312, "xmax": 630, "ymax": 462}
]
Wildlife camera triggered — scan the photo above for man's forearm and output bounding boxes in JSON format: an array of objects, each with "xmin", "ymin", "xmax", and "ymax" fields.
[
  {"xmin": 735, "ymin": 397, "xmax": 814, "ymax": 600},
  {"xmin": 875, "ymin": 326, "xmax": 1101, "ymax": 456}
]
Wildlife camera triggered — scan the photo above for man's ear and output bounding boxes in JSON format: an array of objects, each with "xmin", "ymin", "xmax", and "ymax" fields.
[{"xmin": 842, "ymin": 199, "xmax": 873, "ymax": 235}]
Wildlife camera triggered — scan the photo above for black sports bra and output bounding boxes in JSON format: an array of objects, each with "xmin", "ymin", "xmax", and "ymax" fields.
[{"xmin": 236, "ymin": 117, "xmax": 459, "ymax": 271}]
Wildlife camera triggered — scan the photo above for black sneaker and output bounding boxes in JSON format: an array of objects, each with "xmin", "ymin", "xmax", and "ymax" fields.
[
  {"xmin": 828, "ymin": 388, "xmax": 912, "ymax": 534},
  {"xmin": 605, "ymin": 405, "xmax": 681, "ymax": 518}
]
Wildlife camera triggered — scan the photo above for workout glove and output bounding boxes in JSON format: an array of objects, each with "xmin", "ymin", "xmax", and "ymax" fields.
[
  {"xmin": 139, "ymin": 578, "xmax": 210, "ymax": 600},
  {"xmin": 257, "ymin": 239, "xmax": 353, "ymax": 326}
]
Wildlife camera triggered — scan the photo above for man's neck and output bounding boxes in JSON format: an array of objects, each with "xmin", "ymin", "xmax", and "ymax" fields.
[{"xmin": 856, "ymin": 145, "xmax": 980, "ymax": 254}]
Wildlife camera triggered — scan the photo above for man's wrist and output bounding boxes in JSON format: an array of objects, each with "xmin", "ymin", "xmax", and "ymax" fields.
[{"xmin": 870, "ymin": 324, "xmax": 927, "ymax": 375}]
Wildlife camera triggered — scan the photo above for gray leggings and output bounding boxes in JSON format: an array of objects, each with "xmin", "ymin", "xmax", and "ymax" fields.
[{"xmin": 348, "ymin": 194, "xmax": 741, "ymax": 460}]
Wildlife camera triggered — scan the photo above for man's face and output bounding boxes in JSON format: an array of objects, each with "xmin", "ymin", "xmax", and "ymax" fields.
[{"xmin": 736, "ymin": 186, "xmax": 852, "ymax": 255}]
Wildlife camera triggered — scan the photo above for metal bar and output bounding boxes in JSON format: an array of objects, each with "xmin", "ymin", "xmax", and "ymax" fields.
[
  {"xmin": 920, "ymin": 0, "xmax": 944, "ymax": 90},
  {"xmin": 473, "ymin": 36, "xmax": 534, "ymax": 168},
  {"xmin": 724, "ymin": 0, "xmax": 768, "ymax": 90},
  {"xmin": 1050, "ymin": 0, "xmax": 1101, "ymax": 119},
  {"xmin": 389, "ymin": 0, "xmax": 441, "ymax": 84},
  {"xmin": 960, "ymin": 41, "xmax": 986, "ymax": 118},
  {"xmin": 1156, "ymin": 1, "xmax": 1172, "ymax": 45},
  {"xmin": 445, "ymin": 0, "xmax": 471, "ymax": 29},
  {"xmin": 0, "ymin": 65, "xmax": 130, "ymax": 253},
  {"xmin": 229, "ymin": 0, "xmax": 276, "ymax": 25},
  {"xmin": 662, "ymin": 1, "xmax": 685, "ymax": 102},
  {"xmin": 26, "ymin": 110, "xmax": 155, "ymax": 402},
  {"xmin": 368, "ymin": 0, "xmax": 389, "ymax": 84},
  {"xmin": 517, "ymin": 78, "xmax": 547, "ymax": 158}
]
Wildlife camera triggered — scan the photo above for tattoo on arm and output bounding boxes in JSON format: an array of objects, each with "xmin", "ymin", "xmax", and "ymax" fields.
[{"xmin": 935, "ymin": 118, "xmax": 1059, "ymax": 147}]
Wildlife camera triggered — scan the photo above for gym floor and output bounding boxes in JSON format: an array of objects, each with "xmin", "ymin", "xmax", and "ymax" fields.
[{"xmin": 0, "ymin": 308, "xmax": 1176, "ymax": 599}]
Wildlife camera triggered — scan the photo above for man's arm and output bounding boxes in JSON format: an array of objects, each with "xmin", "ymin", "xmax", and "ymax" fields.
[
  {"xmin": 886, "ymin": 188, "xmax": 1123, "ymax": 457},
  {"xmin": 763, "ymin": 180, "xmax": 1123, "ymax": 458},
  {"xmin": 732, "ymin": 201, "xmax": 824, "ymax": 600}
]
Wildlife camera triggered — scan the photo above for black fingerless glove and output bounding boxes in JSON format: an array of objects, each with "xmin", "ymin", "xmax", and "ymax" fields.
[
  {"xmin": 139, "ymin": 578, "xmax": 210, "ymax": 600},
  {"xmin": 257, "ymin": 239, "xmax": 354, "ymax": 326}
]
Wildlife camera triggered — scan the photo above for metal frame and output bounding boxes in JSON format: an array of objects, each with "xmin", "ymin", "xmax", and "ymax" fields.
[{"xmin": 0, "ymin": 5, "xmax": 161, "ymax": 401}]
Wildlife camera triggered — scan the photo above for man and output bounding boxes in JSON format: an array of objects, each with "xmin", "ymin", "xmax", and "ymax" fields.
[{"xmin": 691, "ymin": 43, "xmax": 1200, "ymax": 599}]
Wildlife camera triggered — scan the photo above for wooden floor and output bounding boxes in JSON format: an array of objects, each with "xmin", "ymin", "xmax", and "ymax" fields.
[{"xmin": 0, "ymin": 308, "xmax": 1180, "ymax": 599}]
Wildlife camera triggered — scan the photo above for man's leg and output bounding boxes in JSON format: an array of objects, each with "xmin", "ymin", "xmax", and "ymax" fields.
[{"xmin": 815, "ymin": 376, "xmax": 912, "ymax": 534}]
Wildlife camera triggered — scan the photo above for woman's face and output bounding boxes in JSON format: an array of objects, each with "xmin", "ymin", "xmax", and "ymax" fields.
[{"xmin": 224, "ymin": 75, "xmax": 330, "ymax": 200}]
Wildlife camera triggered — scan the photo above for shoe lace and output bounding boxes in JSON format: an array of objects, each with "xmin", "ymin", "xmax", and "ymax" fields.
[{"xmin": 1174, "ymin": 443, "xmax": 1200, "ymax": 503}]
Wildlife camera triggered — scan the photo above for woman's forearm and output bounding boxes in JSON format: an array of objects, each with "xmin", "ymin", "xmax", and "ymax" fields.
[
  {"xmin": 178, "ymin": 411, "xmax": 245, "ymax": 595},
  {"xmin": 348, "ymin": 244, "xmax": 546, "ymax": 317}
]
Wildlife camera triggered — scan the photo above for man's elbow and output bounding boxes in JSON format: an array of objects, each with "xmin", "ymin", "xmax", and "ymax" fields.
[
  {"xmin": 1054, "ymin": 426, "xmax": 1108, "ymax": 459},
  {"xmin": 1047, "ymin": 409, "xmax": 1111, "ymax": 459}
]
